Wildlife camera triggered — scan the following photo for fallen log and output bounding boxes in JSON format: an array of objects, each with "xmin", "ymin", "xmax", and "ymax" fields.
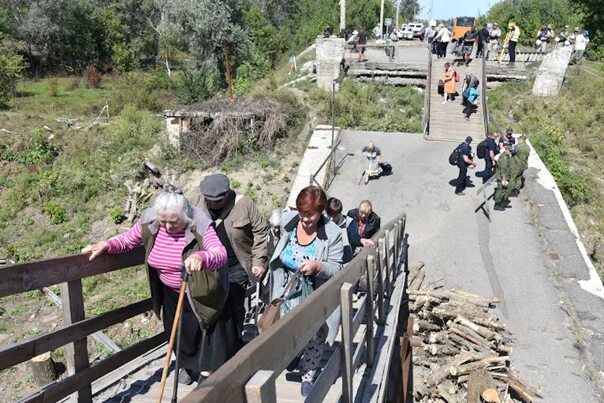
[
  {"xmin": 449, "ymin": 356, "xmax": 509, "ymax": 377},
  {"xmin": 454, "ymin": 315, "xmax": 502, "ymax": 342},
  {"xmin": 467, "ymin": 369, "xmax": 494, "ymax": 403}
]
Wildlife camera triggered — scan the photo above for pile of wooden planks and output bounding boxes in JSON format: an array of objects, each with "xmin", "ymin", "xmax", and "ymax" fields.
[{"xmin": 408, "ymin": 262, "xmax": 541, "ymax": 403}]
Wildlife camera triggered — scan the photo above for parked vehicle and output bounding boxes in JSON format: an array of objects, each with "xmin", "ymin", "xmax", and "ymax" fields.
[
  {"xmin": 452, "ymin": 16, "xmax": 476, "ymax": 41},
  {"xmin": 398, "ymin": 26, "xmax": 415, "ymax": 40}
]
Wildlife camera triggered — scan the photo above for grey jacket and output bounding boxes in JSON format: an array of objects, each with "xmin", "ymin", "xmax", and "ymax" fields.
[{"xmin": 269, "ymin": 210, "xmax": 344, "ymax": 344}]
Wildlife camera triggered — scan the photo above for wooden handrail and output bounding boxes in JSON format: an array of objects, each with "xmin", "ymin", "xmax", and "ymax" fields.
[
  {"xmin": 0, "ymin": 298, "xmax": 152, "ymax": 371},
  {"xmin": 0, "ymin": 247, "xmax": 145, "ymax": 297},
  {"xmin": 182, "ymin": 213, "xmax": 407, "ymax": 403},
  {"xmin": 423, "ymin": 47, "xmax": 433, "ymax": 136}
]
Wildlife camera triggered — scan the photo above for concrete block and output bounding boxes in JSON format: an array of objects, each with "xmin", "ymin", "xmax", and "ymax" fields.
[
  {"xmin": 532, "ymin": 46, "xmax": 572, "ymax": 97},
  {"xmin": 316, "ymin": 37, "xmax": 345, "ymax": 90}
]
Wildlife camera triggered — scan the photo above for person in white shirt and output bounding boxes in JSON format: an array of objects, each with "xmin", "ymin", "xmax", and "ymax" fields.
[
  {"xmin": 487, "ymin": 23, "xmax": 501, "ymax": 57},
  {"xmin": 433, "ymin": 23, "xmax": 451, "ymax": 59},
  {"xmin": 571, "ymin": 30, "xmax": 590, "ymax": 63}
]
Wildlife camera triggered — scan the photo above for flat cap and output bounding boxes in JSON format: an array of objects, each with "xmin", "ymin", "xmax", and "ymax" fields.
[
  {"xmin": 200, "ymin": 173, "xmax": 230, "ymax": 201},
  {"xmin": 465, "ymin": 136, "xmax": 473, "ymax": 142}
]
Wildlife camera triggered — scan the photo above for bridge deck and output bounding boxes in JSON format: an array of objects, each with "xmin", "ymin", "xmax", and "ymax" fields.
[{"xmin": 427, "ymin": 54, "xmax": 485, "ymax": 142}]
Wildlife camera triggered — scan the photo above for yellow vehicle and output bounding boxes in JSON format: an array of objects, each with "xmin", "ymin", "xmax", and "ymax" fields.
[{"xmin": 452, "ymin": 16, "xmax": 476, "ymax": 41}]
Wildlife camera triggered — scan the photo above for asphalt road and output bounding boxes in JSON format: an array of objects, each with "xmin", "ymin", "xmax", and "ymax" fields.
[{"xmin": 328, "ymin": 130, "xmax": 603, "ymax": 402}]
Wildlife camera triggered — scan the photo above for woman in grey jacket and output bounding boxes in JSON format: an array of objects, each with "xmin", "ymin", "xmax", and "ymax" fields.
[{"xmin": 269, "ymin": 186, "xmax": 344, "ymax": 396}]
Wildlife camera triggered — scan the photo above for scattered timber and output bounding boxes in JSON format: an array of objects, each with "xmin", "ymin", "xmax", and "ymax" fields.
[{"xmin": 408, "ymin": 263, "xmax": 540, "ymax": 402}]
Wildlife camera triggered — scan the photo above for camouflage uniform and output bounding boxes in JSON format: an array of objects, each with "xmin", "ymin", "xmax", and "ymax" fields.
[
  {"xmin": 510, "ymin": 142, "xmax": 530, "ymax": 192},
  {"xmin": 494, "ymin": 151, "xmax": 513, "ymax": 209}
]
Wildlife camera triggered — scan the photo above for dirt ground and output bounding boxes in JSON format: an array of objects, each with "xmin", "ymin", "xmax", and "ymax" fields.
[{"xmin": 0, "ymin": 112, "xmax": 311, "ymax": 401}]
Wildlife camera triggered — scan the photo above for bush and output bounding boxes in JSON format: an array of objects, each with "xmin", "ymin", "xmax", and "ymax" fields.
[
  {"xmin": 83, "ymin": 65, "xmax": 102, "ymax": 89},
  {"xmin": 65, "ymin": 77, "xmax": 80, "ymax": 91},
  {"xmin": 0, "ymin": 53, "xmax": 25, "ymax": 109},
  {"xmin": 43, "ymin": 201, "xmax": 68, "ymax": 224},
  {"xmin": 172, "ymin": 65, "xmax": 219, "ymax": 104},
  {"xmin": 49, "ymin": 78, "xmax": 59, "ymax": 97},
  {"xmin": 112, "ymin": 43, "xmax": 139, "ymax": 73}
]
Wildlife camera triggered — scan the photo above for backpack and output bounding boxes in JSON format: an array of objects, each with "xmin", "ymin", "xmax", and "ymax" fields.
[
  {"xmin": 449, "ymin": 144, "xmax": 463, "ymax": 166},
  {"xmin": 462, "ymin": 87, "xmax": 470, "ymax": 99},
  {"xmin": 454, "ymin": 70, "xmax": 461, "ymax": 82},
  {"xmin": 477, "ymin": 139, "xmax": 487, "ymax": 159}
]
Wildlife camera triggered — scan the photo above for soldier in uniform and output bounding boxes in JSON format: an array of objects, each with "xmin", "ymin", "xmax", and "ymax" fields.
[
  {"xmin": 509, "ymin": 135, "xmax": 530, "ymax": 196},
  {"xmin": 493, "ymin": 146, "xmax": 513, "ymax": 211}
]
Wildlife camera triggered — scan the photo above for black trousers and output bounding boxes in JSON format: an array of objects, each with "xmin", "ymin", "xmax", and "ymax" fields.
[
  {"xmin": 508, "ymin": 41, "xmax": 517, "ymax": 63},
  {"xmin": 463, "ymin": 103, "xmax": 478, "ymax": 118},
  {"xmin": 476, "ymin": 41, "xmax": 484, "ymax": 57},
  {"xmin": 455, "ymin": 164, "xmax": 468, "ymax": 193},
  {"xmin": 482, "ymin": 157, "xmax": 494, "ymax": 183}
]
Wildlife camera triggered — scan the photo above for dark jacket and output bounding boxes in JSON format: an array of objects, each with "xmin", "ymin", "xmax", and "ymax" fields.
[
  {"xmin": 191, "ymin": 190, "xmax": 269, "ymax": 276},
  {"xmin": 347, "ymin": 208, "xmax": 381, "ymax": 239},
  {"xmin": 140, "ymin": 206, "xmax": 228, "ymax": 329}
]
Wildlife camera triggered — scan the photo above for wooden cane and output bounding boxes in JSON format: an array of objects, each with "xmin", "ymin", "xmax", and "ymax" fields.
[{"xmin": 157, "ymin": 268, "xmax": 189, "ymax": 403}]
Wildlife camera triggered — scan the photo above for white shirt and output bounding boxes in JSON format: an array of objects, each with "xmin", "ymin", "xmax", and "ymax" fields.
[
  {"xmin": 435, "ymin": 27, "xmax": 451, "ymax": 42},
  {"xmin": 574, "ymin": 34, "xmax": 589, "ymax": 50}
]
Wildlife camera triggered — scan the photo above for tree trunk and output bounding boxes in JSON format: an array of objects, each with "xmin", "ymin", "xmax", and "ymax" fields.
[
  {"xmin": 467, "ymin": 369, "xmax": 494, "ymax": 403},
  {"xmin": 30, "ymin": 352, "xmax": 58, "ymax": 387}
]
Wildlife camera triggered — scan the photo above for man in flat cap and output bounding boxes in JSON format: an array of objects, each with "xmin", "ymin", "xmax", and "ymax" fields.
[{"xmin": 191, "ymin": 173, "xmax": 269, "ymax": 338}]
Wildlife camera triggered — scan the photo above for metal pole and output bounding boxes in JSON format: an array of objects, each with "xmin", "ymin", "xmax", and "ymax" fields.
[
  {"xmin": 380, "ymin": 0, "xmax": 385, "ymax": 40},
  {"xmin": 331, "ymin": 80, "xmax": 336, "ymax": 178},
  {"xmin": 396, "ymin": 0, "xmax": 399, "ymax": 30},
  {"xmin": 339, "ymin": 0, "xmax": 346, "ymax": 33}
]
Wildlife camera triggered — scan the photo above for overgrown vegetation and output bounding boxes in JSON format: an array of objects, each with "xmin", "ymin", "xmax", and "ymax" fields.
[
  {"xmin": 307, "ymin": 80, "xmax": 424, "ymax": 132},
  {"xmin": 488, "ymin": 62, "xmax": 604, "ymax": 275}
]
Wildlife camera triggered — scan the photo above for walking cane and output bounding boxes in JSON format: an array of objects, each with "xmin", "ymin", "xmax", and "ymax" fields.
[{"xmin": 157, "ymin": 265, "xmax": 189, "ymax": 403}]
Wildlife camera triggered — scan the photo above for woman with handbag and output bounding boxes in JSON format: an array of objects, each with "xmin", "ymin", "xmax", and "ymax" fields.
[
  {"xmin": 268, "ymin": 186, "xmax": 344, "ymax": 396},
  {"xmin": 82, "ymin": 189, "xmax": 241, "ymax": 385}
]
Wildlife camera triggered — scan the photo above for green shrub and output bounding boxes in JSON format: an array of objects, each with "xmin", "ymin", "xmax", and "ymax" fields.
[
  {"xmin": 0, "ymin": 130, "xmax": 58, "ymax": 165},
  {"xmin": 109, "ymin": 207, "xmax": 125, "ymax": 224},
  {"xmin": 65, "ymin": 77, "xmax": 80, "ymax": 91},
  {"xmin": 43, "ymin": 201, "xmax": 68, "ymax": 224},
  {"xmin": 172, "ymin": 65, "xmax": 219, "ymax": 104},
  {"xmin": 112, "ymin": 43, "xmax": 139, "ymax": 73},
  {"xmin": 0, "ymin": 53, "xmax": 25, "ymax": 109}
]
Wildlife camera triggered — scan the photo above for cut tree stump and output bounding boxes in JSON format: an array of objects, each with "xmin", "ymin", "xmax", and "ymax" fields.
[
  {"xmin": 30, "ymin": 352, "xmax": 58, "ymax": 387},
  {"xmin": 467, "ymin": 369, "xmax": 494, "ymax": 403}
]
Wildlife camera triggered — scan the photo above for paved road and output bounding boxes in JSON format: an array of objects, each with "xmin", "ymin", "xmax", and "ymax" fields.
[{"xmin": 328, "ymin": 130, "xmax": 603, "ymax": 402}]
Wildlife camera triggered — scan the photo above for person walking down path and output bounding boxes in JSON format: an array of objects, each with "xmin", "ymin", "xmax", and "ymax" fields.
[
  {"xmin": 455, "ymin": 136, "xmax": 477, "ymax": 195},
  {"xmin": 462, "ymin": 82, "xmax": 480, "ymax": 120},
  {"xmin": 461, "ymin": 26, "xmax": 478, "ymax": 65},
  {"xmin": 434, "ymin": 23, "xmax": 451, "ymax": 58},
  {"xmin": 487, "ymin": 23, "xmax": 501, "ymax": 57},
  {"xmin": 443, "ymin": 62, "xmax": 457, "ymax": 103},
  {"xmin": 83, "ymin": 190, "xmax": 239, "ymax": 385},
  {"xmin": 356, "ymin": 28, "xmax": 368, "ymax": 62},
  {"xmin": 191, "ymin": 173, "xmax": 269, "ymax": 343}
]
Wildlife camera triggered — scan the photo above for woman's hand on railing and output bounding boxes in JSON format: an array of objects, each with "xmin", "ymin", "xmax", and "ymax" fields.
[
  {"xmin": 360, "ymin": 238, "xmax": 375, "ymax": 247},
  {"xmin": 82, "ymin": 241, "xmax": 109, "ymax": 261}
]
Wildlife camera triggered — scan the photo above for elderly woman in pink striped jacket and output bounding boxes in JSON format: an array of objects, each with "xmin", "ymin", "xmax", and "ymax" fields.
[{"xmin": 83, "ymin": 190, "xmax": 241, "ymax": 385}]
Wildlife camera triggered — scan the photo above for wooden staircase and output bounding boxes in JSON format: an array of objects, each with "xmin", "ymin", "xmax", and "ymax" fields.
[{"xmin": 426, "ymin": 56, "xmax": 486, "ymax": 142}]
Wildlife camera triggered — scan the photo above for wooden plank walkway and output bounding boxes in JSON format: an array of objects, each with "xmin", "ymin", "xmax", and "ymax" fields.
[{"xmin": 427, "ymin": 53, "xmax": 486, "ymax": 143}]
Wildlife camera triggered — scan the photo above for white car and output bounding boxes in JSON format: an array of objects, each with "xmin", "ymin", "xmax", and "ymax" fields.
[
  {"xmin": 398, "ymin": 26, "xmax": 415, "ymax": 40},
  {"xmin": 408, "ymin": 23, "xmax": 424, "ymax": 35}
]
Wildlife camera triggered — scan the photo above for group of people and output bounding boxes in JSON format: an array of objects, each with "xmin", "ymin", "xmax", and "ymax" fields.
[
  {"xmin": 440, "ymin": 63, "xmax": 481, "ymax": 120},
  {"xmin": 426, "ymin": 22, "xmax": 452, "ymax": 59},
  {"xmin": 454, "ymin": 129, "xmax": 531, "ymax": 212},
  {"xmin": 83, "ymin": 175, "xmax": 381, "ymax": 397},
  {"xmin": 536, "ymin": 24, "xmax": 590, "ymax": 61}
]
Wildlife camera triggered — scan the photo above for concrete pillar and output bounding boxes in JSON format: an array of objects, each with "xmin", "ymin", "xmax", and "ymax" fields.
[
  {"xmin": 166, "ymin": 116, "xmax": 181, "ymax": 148},
  {"xmin": 532, "ymin": 46, "xmax": 572, "ymax": 97},
  {"xmin": 315, "ymin": 37, "xmax": 346, "ymax": 90}
]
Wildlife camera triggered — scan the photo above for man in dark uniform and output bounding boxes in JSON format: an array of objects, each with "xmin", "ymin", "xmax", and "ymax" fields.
[
  {"xmin": 455, "ymin": 136, "xmax": 477, "ymax": 195},
  {"xmin": 500, "ymin": 127, "xmax": 516, "ymax": 153},
  {"xmin": 476, "ymin": 23, "xmax": 490, "ymax": 58},
  {"xmin": 481, "ymin": 131, "xmax": 500, "ymax": 183}
]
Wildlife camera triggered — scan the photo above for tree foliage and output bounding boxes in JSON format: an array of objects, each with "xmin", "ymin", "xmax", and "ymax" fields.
[
  {"xmin": 484, "ymin": 0, "xmax": 582, "ymax": 47},
  {"xmin": 399, "ymin": 0, "xmax": 421, "ymax": 23}
]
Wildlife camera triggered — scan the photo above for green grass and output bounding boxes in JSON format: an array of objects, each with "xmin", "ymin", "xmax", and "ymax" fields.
[{"xmin": 489, "ymin": 62, "xmax": 604, "ymax": 276}]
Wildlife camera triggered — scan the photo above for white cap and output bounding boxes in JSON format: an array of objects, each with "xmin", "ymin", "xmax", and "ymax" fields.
[{"xmin": 429, "ymin": 19, "xmax": 436, "ymax": 27}]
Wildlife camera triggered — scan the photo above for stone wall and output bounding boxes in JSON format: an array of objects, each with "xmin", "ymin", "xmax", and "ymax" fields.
[
  {"xmin": 532, "ymin": 46, "xmax": 572, "ymax": 97},
  {"xmin": 315, "ymin": 37, "xmax": 346, "ymax": 90}
]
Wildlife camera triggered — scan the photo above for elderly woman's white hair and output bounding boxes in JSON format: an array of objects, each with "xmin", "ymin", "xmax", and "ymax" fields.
[
  {"xmin": 153, "ymin": 191, "xmax": 193, "ymax": 225},
  {"xmin": 268, "ymin": 208, "xmax": 282, "ymax": 227}
]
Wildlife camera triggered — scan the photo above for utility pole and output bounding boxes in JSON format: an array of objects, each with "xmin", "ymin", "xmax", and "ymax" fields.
[
  {"xmin": 396, "ymin": 0, "xmax": 399, "ymax": 29},
  {"xmin": 380, "ymin": 0, "xmax": 384, "ymax": 39},
  {"xmin": 340, "ymin": 0, "xmax": 346, "ymax": 33}
]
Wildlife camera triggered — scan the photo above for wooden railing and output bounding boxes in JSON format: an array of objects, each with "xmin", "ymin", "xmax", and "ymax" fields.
[
  {"xmin": 182, "ymin": 213, "xmax": 409, "ymax": 403},
  {"xmin": 422, "ymin": 47, "xmax": 433, "ymax": 136},
  {"xmin": 0, "ymin": 247, "xmax": 167, "ymax": 402},
  {"xmin": 480, "ymin": 53, "xmax": 489, "ymax": 139}
]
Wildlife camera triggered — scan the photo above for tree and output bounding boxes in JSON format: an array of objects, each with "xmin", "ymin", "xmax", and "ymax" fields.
[
  {"xmin": 0, "ymin": 52, "xmax": 25, "ymax": 108},
  {"xmin": 575, "ymin": 0, "xmax": 603, "ymax": 56},
  {"xmin": 398, "ymin": 0, "xmax": 420, "ymax": 23}
]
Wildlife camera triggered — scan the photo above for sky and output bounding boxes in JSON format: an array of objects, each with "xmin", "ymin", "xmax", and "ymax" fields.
[{"xmin": 417, "ymin": 0, "xmax": 495, "ymax": 21}]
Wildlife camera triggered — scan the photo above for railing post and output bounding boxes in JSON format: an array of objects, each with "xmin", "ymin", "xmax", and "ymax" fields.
[
  {"xmin": 245, "ymin": 370, "xmax": 276, "ymax": 403},
  {"xmin": 365, "ymin": 255, "xmax": 376, "ymax": 367},
  {"xmin": 340, "ymin": 282, "xmax": 354, "ymax": 403},
  {"xmin": 393, "ymin": 223, "xmax": 399, "ymax": 275},
  {"xmin": 60, "ymin": 280, "xmax": 92, "ymax": 402},
  {"xmin": 375, "ymin": 248, "xmax": 385, "ymax": 326},
  {"xmin": 382, "ymin": 231, "xmax": 392, "ymax": 298}
]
